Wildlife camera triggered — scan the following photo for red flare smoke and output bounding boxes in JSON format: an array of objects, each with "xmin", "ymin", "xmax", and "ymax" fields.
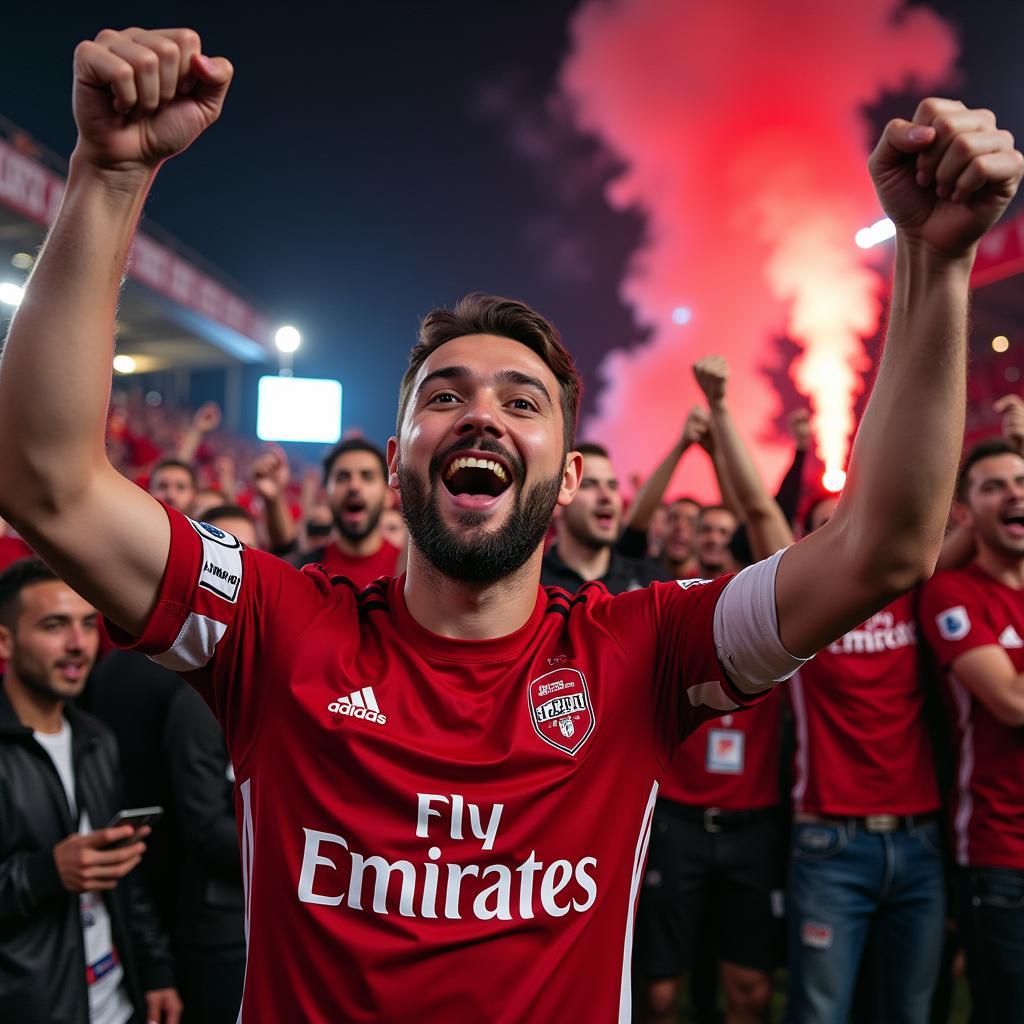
[{"xmin": 560, "ymin": 0, "xmax": 957, "ymax": 499}]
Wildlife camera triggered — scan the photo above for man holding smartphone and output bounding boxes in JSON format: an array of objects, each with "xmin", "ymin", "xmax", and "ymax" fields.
[{"xmin": 0, "ymin": 558, "xmax": 181, "ymax": 1023}]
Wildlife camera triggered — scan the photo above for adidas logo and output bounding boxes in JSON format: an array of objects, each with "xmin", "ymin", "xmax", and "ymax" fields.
[
  {"xmin": 328, "ymin": 687, "xmax": 387, "ymax": 726},
  {"xmin": 999, "ymin": 625, "xmax": 1024, "ymax": 649}
]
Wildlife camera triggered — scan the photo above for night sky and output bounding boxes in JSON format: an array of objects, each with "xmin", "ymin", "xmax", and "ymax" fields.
[{"xmin": 2, "ymin": 2, "xmax": 1021, "ymax": 453}]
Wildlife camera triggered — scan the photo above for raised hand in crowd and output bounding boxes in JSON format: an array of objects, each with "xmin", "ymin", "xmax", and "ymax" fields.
[
  {"xmin": 250, "ymin": 444, "xmax": 297, "ymax": 552},
  {"xmin": 623, "ymin": 406, "xmax": 709, "ymax": 534},
  {"xmin": 693, "ymin": 356, "xmax": 793, "ymax": 559},
  {"xmin": 213, "ymin": 452, "xmax": 237, "ymax": 502},
  {"xmin": 995, "ymin": 392, "xmax": 1024, "ymax": 453},
  {"xmin": 787, "ymin": 407, "xmax": 812, "ymax": 452},
  {"xmin": 53, "ymin": 825, "xmax": 148, "ymax": 893},
  {"xmin": 177, "ymin": 400, "xmax": 222, "ymax": 463}
]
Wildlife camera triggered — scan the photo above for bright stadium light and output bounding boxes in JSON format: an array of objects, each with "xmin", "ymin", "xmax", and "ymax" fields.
[
  {"xmin": 275, "ymin": 325, "xmax": 302, "ymax": 354},
  {"xmin": 0, "ymin": 282, "xmax": 25, "ymax": 306},
  {"xmin": 257, "ymin": 375, "xmax": 342, "ymax": 444},
  {"xmin": 112, "ymin": 355, "xmax": 137, "ymax": 374},
  {"xmin": 671, "ymin": 306, "xmax": 692, "ymax": 325},
  {"xmin": 10, "ymin": 252, "xmax": 34, "ymax": 271},
  {"xmin": 854, "ymin": 217, "xmax": 896, "ymax": 250},
  {"xmin": 992, "ymin": 335, "xmax": 1010, "ymax": 353}
]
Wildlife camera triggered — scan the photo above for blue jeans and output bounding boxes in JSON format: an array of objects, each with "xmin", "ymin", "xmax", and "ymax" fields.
[
  {"xmin": 955, "ymin": 865, "xmax": 1024, "ymax": 1023},
  {"xmin": 784, "ymin": 819, "xmax": 946, "ymax": 1024}
]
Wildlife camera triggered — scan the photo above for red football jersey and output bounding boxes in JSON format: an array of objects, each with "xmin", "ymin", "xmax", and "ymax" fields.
[
  {"xmin": 0, "ymin": 534, "xmax": 32, "ymax": 572},
  {"xmin": 658, "ymin": 687, "xmax": 784, "ymax": 809},
  {"xmin": 112, "ymin": 508, "xmax": 777, "ymax": 1023},
  {"xmin": 920, "ymin": 565, "xmax": 1024, "ymax": 869},
  {"xmin": 313, "ymin": 538, "xmax": 401, "ymax": 590},
  {"xmin": 788, "ymin": 593, "xmax": 938, "ymax": 816}
]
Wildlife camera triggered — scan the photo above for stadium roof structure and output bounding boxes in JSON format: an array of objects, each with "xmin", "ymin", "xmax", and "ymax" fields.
[{"xmin": 0, "ymin": 116, "xmax": 276, "ymax": 373}]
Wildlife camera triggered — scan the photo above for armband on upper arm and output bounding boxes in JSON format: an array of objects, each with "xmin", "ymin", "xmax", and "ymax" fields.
[{"xmin": 713, "ymin": 548, "xmax": 811, "ymax": 694}]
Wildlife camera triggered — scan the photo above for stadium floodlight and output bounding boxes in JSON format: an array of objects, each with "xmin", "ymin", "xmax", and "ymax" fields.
[
  {"xmin": 275, "ymin": 325, "xmax": 302, "ymax": 354},
  {"xmin": 112, "ymin": 355, "xmax": 137, "ymax": 374},
  {"xmin": 854, "ymin": 217, "xmax": 896, "ymax": 249},
  {"xmin": 10, "ymin": 253, "xmax": 34, "ymax": 271},
  {"xmin": 0, "ymin": 282, "xmax": 25, "ymax": 306},
  {"xmin": 992, "ymin": 335, "xmax": 1010, "ymax": 353},
  {"xmin": 257, "ymin": 375, "xmax": 342, "ymax": 444}
]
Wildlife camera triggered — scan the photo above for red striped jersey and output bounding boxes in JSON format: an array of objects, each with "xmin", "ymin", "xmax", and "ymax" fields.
[
  {"xmin": 920, "ymin": 565, "xmax": 1024, "ymax": 869},
  {"xmin": 788, "ymin": 593, "xmax": 939, "ymax": 816},
  {"xmin": 111, "ymin": 507, "xmax": 778, "ymax": 1023},
  {"xmin": 658, "ymin": 688, "xmax": 785, "ymax": 809}
]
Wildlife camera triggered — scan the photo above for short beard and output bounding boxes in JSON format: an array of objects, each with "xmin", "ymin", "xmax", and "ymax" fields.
[
  {"xmin": 10, "ymin": 652, "xmax": 83, "ymax": 705},
  {"xmin": 332, "ymin": 501, "xmax": 384, "ymax": 542},
  {"xmin": 564, "ymin": 514, "xmax": 614, "ymax": 553},
  {"xmin": 398, "ymin": 457, "xmax": 563, "ymax": 585}
]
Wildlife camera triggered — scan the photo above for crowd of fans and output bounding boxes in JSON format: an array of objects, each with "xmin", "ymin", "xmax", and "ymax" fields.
[{"xmin": 1, "ymin": 370, "xmax": 1022, "ymax": 1024}]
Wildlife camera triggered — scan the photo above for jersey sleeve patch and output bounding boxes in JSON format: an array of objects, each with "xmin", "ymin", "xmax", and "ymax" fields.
[
  {"xmin": 149, "ymin": 611, "xmax": 229, "ymax": 673},
  {"xmin": 189, "ymin": 518, "xmax": 243, "ymax": 604},
  {"xmin": 936, "ymin": 605, "xmax": 971, "ymax": 642}
]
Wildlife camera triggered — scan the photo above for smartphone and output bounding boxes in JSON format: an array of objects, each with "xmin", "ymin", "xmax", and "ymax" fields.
[{"xmin": 104, "ymin": 806, "xmax": 164, "ymax": 847}]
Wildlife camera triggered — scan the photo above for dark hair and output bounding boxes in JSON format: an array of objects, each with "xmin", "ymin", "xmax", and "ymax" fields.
[
  {"xmin": 202, "ymin": 504, "xmax": 255, "ymax": 527},
  {"xmin": 668, "ymin": 495, "xmax": 702, "ymax": 512},
  {"xmin": 576, "ymin": 442, "xmax": 610, "ymax": 460},
  {"xmin": 957, "ymin": 438, "xmax": 1022, "ymax": 501},
  {"xmin": 322, "ymin": 439, "xmax": 388, "ymax": 487},
  {"xmin": 150, "ymin": 458, "xmax": 197, "ymax": 488},
  {"xmin": 0, "ymin": 557, "xmax": 57, "ymax": 629},
  {"xmin": 698, "ymin": 503, "xmax": 734, "ymax": 521},
  {"xmin": 396, "ymin": 293, "xmax": 581, "ymax": 450}
]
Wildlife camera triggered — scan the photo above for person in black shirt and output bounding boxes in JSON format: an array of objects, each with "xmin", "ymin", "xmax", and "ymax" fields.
[{"xmin": 541, "ymin": 443, "xmax": 668, "ymax": 594}]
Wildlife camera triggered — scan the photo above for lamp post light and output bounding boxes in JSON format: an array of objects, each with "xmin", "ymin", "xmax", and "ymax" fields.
[{"xmin": 274, "ymin": 325, "xmax": 302, "ymax": 377}]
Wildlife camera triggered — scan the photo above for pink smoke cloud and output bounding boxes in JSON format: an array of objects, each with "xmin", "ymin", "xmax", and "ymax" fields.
[{"xmin": 560, "ymin": 0, "xmax": 958, "ymax": 500}]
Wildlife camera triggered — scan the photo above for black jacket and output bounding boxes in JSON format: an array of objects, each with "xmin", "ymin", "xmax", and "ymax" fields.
[
  {"xmin": 0, "ymin": 688, "xmax": 175, "ymax": 1023},
  {"xmin": 92, "ymin": 652, "xmax": 244, "ymax": 948}
]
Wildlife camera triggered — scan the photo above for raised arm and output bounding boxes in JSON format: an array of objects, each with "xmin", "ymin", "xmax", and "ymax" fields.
[
  {"xmin": 693, "ymin": 355, "xmax": 794, "ymax": 561},
  {"xmin": 625, "ymin": 408, "xmax": 706, "ymax": 532},
  {"xmin": 0, "ymin": 29, "xmax": 233, "ymax": 634},
  {"xmin": 176, "ymin": 400, "xmax": 222, "ymax": 463},
  {"xmin": 250, "ymin": 444, "xmax": 298, "ymax": 553},
  {"xmin": 775, "ymin": 99, "xmax": 1023, "ymax": 657}
]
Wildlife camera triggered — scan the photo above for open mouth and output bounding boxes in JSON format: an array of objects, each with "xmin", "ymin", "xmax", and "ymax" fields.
[
  {"xmin": 1002, "ymin": 511, "xmax": 1024, "ymax": 535},
  {"xmin": 342, "ymin": 499, "xmax": 367, "ymax": 516},
  {"xmin": 442, "ymin": 454, "xmax": 513, "ymax": 499},
  {"xmin": 594, "ymin": 511, "xmax": 615, "ymax": 528}
]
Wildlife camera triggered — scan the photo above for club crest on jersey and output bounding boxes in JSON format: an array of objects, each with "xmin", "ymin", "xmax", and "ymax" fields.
[
  {"xmin": 527, "ymin": 668, "xmax": 594, "ymax": 756},
  {"xmin": 936, "ymin": 605, "xmax": 970, "ymax": 642}
]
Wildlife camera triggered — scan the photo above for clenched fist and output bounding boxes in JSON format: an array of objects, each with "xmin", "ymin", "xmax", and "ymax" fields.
[
  {"xmin": 72, "ymin": 27, "xmax": 232, "ymax": 171},
  {"xmin": 995, "ymin": 394, "xmax": 1024, "ymax": 454},
  {"xmin": 869, "ymin": 98, "xmax": 1023, "ymax": 259},
  {"xmin": 692, "ymin": 355, "xmax": 730, "ymax": 408}
]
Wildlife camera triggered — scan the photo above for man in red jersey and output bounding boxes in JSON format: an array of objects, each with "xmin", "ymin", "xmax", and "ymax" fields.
[
  {"xmin": 785, "ymin": 494, "xmax": 944, "ymax": 1024},
  {"xmin": 920, "ymin": 438, "xmax": 1024, "ymax": 1024},
  {"xmin": 296, "ymin": 440, "xmax": 400, "ymax": 585},
  {"xmin": 0, "ymin": 27, "xmax": 1019, "ymax": 1024}
]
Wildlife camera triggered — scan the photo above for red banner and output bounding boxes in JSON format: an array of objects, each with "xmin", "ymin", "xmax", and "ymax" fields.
[
  {"xmin": 970, "ymin": 211, "xmax": 1024, "ymax": 289},
  {"xmin": 0, "ymin": 136, "xmax": 272, "ymax": 351}
]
